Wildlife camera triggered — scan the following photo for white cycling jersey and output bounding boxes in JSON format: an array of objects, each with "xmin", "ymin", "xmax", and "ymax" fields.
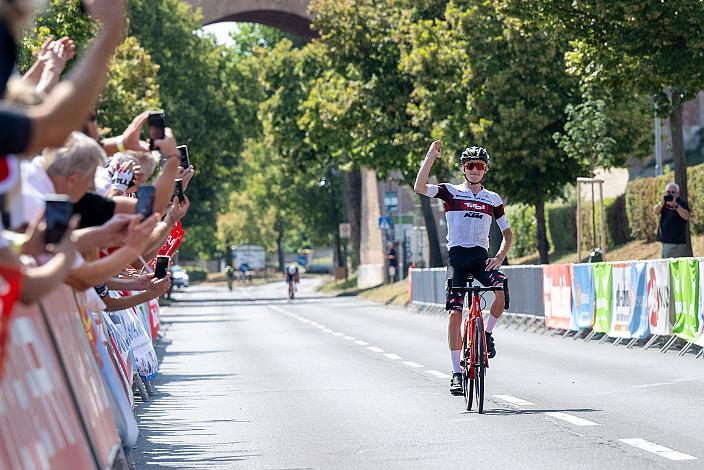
[{"xmin": 425, "ymin": 183, "xmax": 510, "ymax": 250}]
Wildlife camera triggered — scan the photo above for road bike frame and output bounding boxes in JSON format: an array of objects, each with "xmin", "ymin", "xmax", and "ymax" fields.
[{"xmin": 448, "ymin": 276, "xmax": 509, "ymax": 413}]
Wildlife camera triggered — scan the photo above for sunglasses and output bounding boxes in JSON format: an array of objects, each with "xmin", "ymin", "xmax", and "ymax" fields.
[{"xmin": 464, "ymin": 161, "xmax": 486, "ymax": 171}]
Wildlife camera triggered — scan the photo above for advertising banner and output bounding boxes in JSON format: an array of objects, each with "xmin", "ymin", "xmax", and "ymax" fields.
[
  {"xmin": 592, "ymin": 263, "xmax": 612, "ymax": 333},
  {"xmin": 39, "ymin": 286, "xmax": 120, "ymax": 469},
  {"xmin": 610, "ymin": 263, "xmax": 632, "ymax": 338},
  {"xmin": 107, "ymin": 295, "xmax": 159, "ymax": 381},
  {"xmin": 629, "ymin": 262, "xmax": 650, "ymax": 339},
  {"xmin": 102, "ymin": 310, "xmax": 133, "ymax": 389},
  {"xmin": 147, "ymin": 299, "xmax": 160, "ymax": 340},
  {"xmin": 0, "ymin": 263, "xmax": 23, "ymax": 377},
  {"xmin": 696, "ymin": 259, "xmax": 704, "ymax": 347},
  {"xmin": 543, "ymin": 264, "xmax": 572, "ymax": 329},
  {"xmin": 570, "ymin": 264, "xmax": 594, "ymax": 330},
  {"xmin": 0, "ymin": 303, "xmax": 94, "ymax": 470},
  {"xmin": 670, "ymin": 258, "xmax": 699, "ymax": 342},
  {"xmin": 646, "ymin": 260, "xmax": 673, "ymax": 335}
]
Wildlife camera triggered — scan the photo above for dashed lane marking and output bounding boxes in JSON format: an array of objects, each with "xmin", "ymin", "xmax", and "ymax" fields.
[
  {"xmin": 492, "ymin": 395, "xmax": 535, "ymax": 406},
  {"xmin": 633, "ymin": 382, "xmax": 673, "ymax": 388},
  {"xmin": 426, "ymin": 370, "xmax": 451, "ymax": 379},
  {"xmin": 367, "ymin": 346, "xmax": 384, "ymax": 353},
  {"xmin": 619, "ymin": 439, "xmax": 697, "ymax": 461},
  {"xmin": 545, "ymin": 412, "xmax": 600, "ymax": 427},
  {"xmin": 384, "ymin": 354, "xmax": 402, "ymax": 360},
  {"xmin": 355, "ymin": 340, "xmax": 369, "ymax": 346},
  {"xmin": 402, "ymin": 361, "xmax": 424, "ymax": 368},
  {"xmin": 343, "ymin": 336, "xmax": 355, "ymax": 340}
]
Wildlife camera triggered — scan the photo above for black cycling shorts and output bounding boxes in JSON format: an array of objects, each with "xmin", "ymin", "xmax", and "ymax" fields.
[{"xmin": 445, "ymin": 246, "xmax": 505, "ymax": 311}]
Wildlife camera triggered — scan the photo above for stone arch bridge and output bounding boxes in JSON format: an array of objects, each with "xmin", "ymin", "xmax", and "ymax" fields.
[{"xmin": 184, "ymin": 0, "xmax": 315, "ymax": 38}]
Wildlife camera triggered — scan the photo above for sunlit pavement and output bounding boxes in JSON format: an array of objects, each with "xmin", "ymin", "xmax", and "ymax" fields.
[{"xmin": 133, "ymin": 278, "xmax": 704, "ymax": 469}]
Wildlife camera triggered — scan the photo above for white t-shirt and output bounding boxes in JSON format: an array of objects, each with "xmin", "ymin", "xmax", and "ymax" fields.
[
  {"xmin": 19, "ymin": 157, "xmax": 55, "ymax": 229},
  {"xmin": 425, "ymin": 183, "xmax": 510, "ymax": 250}
]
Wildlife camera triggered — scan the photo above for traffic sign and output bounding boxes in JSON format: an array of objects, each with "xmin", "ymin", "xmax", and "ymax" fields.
[
  {"xmin": 339, "ymin": 223, "xmax": 352, "ymax": 239},
  {"xmin": 378, "ymin": 216, "xmax": 393, "ymax": 230}
]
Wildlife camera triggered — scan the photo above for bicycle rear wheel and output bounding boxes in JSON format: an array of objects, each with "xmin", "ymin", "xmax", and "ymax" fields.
[{"xmin": 473, "ymin": 318, "xmax": 485, "ymax": 414}]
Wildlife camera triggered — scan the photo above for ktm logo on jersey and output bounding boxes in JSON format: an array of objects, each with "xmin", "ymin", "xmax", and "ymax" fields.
[
  {"xmin": 464, "ymin": 212, "xmax": 483, "ymax": 219},
  {"xmin": 463, "ymin": 202, "xmax": 486, "ymax": 210}
]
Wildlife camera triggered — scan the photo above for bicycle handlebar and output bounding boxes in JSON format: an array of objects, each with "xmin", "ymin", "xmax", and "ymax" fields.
[{"xmin": 450, "ymin": 278, "xmax": 511, "ymax": 310}]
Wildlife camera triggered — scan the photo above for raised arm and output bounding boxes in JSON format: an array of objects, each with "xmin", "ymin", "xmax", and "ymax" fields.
[
  {"xmin": 414, "ymin": 140, "xmax": 441, "ymax": 195},
  {"xmin": 24, "ymin": 0, "xmax": 126, "ymax": 154}
]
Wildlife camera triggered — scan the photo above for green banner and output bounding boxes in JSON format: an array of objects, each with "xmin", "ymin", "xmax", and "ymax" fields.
[
  {"xmin": 670, "ymin": 258, "xmax": 699, "ymax": 342},
  {"xmin": 592, "ymin": 263, "xmax": 612, "ymax": 333}
]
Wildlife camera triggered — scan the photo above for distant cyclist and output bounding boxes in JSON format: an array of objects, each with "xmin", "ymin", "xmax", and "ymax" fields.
[
  {"xmin": 414, "ymin": 140, "xmax": 513, "ymax": 396},
  {"xmin": 286, "ymin": 265, "xmax": 300, "ymax": 300}
]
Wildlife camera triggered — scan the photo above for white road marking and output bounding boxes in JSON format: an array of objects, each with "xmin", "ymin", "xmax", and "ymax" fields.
[
  {"xmin": 633, "ymin": 382, "xmax": 673, "ymax": 388},
  {"xmin": 367, "ymin": 346, "xmax": 384, "ymax": 353},
  {"xmin": 492, "ymin": 395, "xmax": 535, "ymax": 406},
  {"xmin": 545, "ymin": 412, "xmax": 600, "ymax": 427},
  {"xmin": 322, "ymin": 328, "xmax": 333, "ymax": 333},
  {"xmin": 402, "ymin": 361, "xmax": 424, "ymax": 368},
  {"xmin": 426, "ymin": 370, "xmax": 451, "ymax": 379},
  {"xmin": 316, "ymin": 325, "xmax": 326, "ymax": 329},
  {"xmin": 332, "ymin": 332, "xmax": 344, "ymax": 337},
  {"xmin": 343, "ymin": 336, "xmax": 355, "ymax": 341},
  {"xmin": 620, "ymin": 439, "xmax": 697, "ymax": 461},
  {"xmin": 355, "ymin": 340, "xmax": 369, "ymax": 346},
  {"xmin": 384, "ymin": 353, "xmax": 402, "ymax": 360}
]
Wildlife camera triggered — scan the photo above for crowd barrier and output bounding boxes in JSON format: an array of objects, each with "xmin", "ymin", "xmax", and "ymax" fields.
[
  {"xmin": 410, "ymin": 258, "xmax": 704, "ymax": 355},
  {"xmin": 410, "ymin": 265, "xmax": 544, "ymax": 316},
  {"xmin": 0, "ymin": 283, "xmax": 164, "ymax": 469}
]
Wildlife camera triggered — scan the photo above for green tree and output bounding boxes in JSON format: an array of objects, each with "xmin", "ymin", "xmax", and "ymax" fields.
[
  {"xmin": 403, "ymin": 1, "xmax": 582, "ymax": 263},
  {"xmin": 520, "ymin": 0, "xmax": 704, "ymax": 255}
]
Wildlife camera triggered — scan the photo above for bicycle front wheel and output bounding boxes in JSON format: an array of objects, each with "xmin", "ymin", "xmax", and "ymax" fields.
[
  {"xmin": 473, "ymin": 318, "xmax": 486, "ymax": 414},
  {"xmin": 463, "ymin": 340, "xmax": 473, "ymax": 411}
]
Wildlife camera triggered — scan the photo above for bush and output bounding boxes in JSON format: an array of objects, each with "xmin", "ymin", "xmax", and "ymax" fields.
[
  {"xmin": 545, "ymin": 195, "xmax": 630, "ymax": 256},
  {"xmin": 505, "ymin": 203, "xmax": 536, "ymax": 258},
  {"xmin": 183, "ymin": 266, "xmax": 208, "ymax": 282},
  {"xmin": 625, "ymin": 162, "xmax": 704, "ymax": 241},
  {"xmin": 547, "ymin": 202, "xmax": 577, "ymax": 254}
]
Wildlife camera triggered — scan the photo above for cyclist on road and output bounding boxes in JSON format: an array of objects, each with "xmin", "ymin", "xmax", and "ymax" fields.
[
  {"xmin": 286, "ymin": 265, "xmax": 300, "ymax": 300},
  {"xmin": 414, "ymin": 140, "xmax": 513, "ymax": 396}
]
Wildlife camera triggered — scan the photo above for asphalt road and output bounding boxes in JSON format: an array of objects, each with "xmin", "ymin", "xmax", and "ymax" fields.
[{"xmin": 133, "ymin": 278, "xmax": 704, "ymax": 469}]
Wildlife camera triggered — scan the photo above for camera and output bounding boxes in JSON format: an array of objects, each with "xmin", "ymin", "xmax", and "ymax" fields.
[
  {"xmin": 664, "ymin": 195, "xmax": 674, "ymax": 202},
  {"xmin": 44, "ymin": 195, "xmax": 73, "ymax": 244},
  {"xmin": 155, "ymin": 255, "xmax": 170, "ymax": 279},
  {"xmin": 136, "ymin": 185, "xmax": 156, "ymax": 219}
]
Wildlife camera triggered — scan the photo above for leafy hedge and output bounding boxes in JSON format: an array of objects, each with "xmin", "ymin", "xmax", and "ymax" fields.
[
  {"xmin": 625, "ymin": 163, "xmax": 704, "ymax": 241},
  {"xmin": 506, "ymin": 204, "xmax": 536, "ymax": 258},
  {"xmin": 507, "ymin": 194, "xmax": 631, "ymax": 259}
]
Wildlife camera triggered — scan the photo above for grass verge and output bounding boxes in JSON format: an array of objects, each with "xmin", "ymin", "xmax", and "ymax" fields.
[{"xmin": 512, "ymin": 233, "xmax": 704, "ymax": 265}]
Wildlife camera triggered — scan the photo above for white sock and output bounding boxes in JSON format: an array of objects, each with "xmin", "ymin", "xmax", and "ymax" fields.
[
  {"xmin": 450, "ymin": 350, "xmax": 461, "ymax": 373},
  {"xmin": 486, "ymin": 315, "xmax": 498, "ymax": 333}
]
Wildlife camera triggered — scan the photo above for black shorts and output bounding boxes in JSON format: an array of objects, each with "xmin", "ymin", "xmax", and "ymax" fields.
[{"xmin": 445, "ymin": 246, "xmax": 505, "ymax": 311}]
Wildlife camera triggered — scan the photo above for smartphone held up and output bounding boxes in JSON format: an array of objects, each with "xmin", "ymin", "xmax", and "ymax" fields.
[
  {"xmin": 155, "ymin": 255, "xmax": 170, "ymax": 279},
  {"xmin": 136, "ymin": 185, "xmax": 156, "ymax": 219},
  {"xmin": 44, "ymin": 195, "xmax": 73, "ymax": 244}
]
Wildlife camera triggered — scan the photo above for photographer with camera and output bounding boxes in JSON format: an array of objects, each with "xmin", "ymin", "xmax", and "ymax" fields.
[{"xmin": 654, "ymin": 182, "xmax": 691, "ymax": 258}]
